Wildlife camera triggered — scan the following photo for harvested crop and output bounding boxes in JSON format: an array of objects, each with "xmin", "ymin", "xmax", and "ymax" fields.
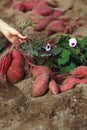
[
  {"xmin": 23, "ymin": 1, "xmax": 37, "ymax": 11},
  {"xmin": 0, "ymin": 54, "xmax": 12, "ymax": 76},
  {"xmin": 60, "ymin": 83, "xmax": 75, "ymax": 92},
  {"xmin": 30, "ymin": 65, "xmax": 52, "ymax": 79},
  {"xmin": 63, "ymin": 77, "xmax": 80, "ymax": 84},
  {"xmin": 79, "ymin": 78, "xmax": 87, "ymax": 84},
  {"xmin": 49, "ymin": 79, "xmax": 59, "ymax": 95},
  {"xmin": 52, "ymin": 10, "xmax": 63, "ymax": 17},
  {"xmin": 70, "ymin": 66, "xmax": 87, "ymax": 78},
  {"xmin": 32, "ymin": 5, "xmax": 54, "ymax": 16},
  {"xmin": 32, "ymin": 73, "xmax": 50, "ymax": 97},
  {"xmin": 7, "ymin": 49, "xmax": 25, "ymax": 84},
  {"xmin": 12, "ymin": 2, "xmax": 25, "ymax": 12},
  {"xmin": 46, "ymin": 20, "xmax": 66, "ymax": 36},
  {"xmin": 34, "ymin": 16, "xmax": 58, "ymax": 31}
]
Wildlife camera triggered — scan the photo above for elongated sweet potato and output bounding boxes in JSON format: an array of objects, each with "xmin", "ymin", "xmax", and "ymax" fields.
[
  {"xmin": 63, "ymin": 77, "xmax": 80, "ymax": 85},
  {"xmin": 49, "ymin": 79, "xmax": 59, "ymax": 95},
  {"xmin": 7, "ymin": 50, "xmax": 25, "ymax": 84},
  {"xmin": 32, "ymin": 5, "xmax": 54, "ymax": 16},
  {"xmin": 32, "ymin": 73, "xmax": 50, "ymax": 97},
  {"xmin": 34, "ymin": 16, "xmax": 58, "ymax": 31},
  {"xmin": 60, "ymin": 83, "xmax": 75, "ymax": 92},
  {"xmin": 23, "ymin": 1, "xmax": 37, "ymax": 11},
  {"xmin": 30, "ymin": 65, "xmax": 52, "ymax": 79},
  {"xmin": 46, "ymin": 20, "xmax": 66, "ymax": 36},
  {"xmin": 79, "ymin": 78, "xmax": 87, "ymax": 84},
  {"xmin": 70, "ymin": 66, "xmax": 87, "ymax": 78},
  {"xmin": 0, "ymin": 54, "xmax": 12, "ymax": 76},
  {"xmin": 52, "ymin": 10, "xmax": 62, "ymax": 17},
  {"xmin": 12, "ymin": 2, "xmax": 25, "ymax": 12}
]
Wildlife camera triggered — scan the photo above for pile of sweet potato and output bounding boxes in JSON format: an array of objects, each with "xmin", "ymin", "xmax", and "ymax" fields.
[
  {"xmin": 0, "ymin": 45, "xmax": 87, "ymax": 98},
  {"xmin": 10, "ymin": 0, "xmax": 84, "ymax": 36},
  {"xmin": 31, "ymin": 65, "xmax": 87, "ymax": 97}
]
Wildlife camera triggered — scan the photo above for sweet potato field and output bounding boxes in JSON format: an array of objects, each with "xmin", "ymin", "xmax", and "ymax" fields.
[{"xmin": 0, "ymin": 0, "xmax": 87, "ymax": 130}]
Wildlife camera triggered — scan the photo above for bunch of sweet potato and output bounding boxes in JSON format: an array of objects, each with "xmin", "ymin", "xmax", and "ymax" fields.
[
  {"xmin": 0, "ymin": 47, "xmax": 87, "ymax": 97},
  {"xmin": 30, "ymin": 65, "xmax": 87, "ymax": 97},
  {"xmin": 0, "ymin": 48, "xmax": 27, "ymax": 84},
  {"xmin": 10, "ymin": 0, "xmax": 84, "ymax": 36}
]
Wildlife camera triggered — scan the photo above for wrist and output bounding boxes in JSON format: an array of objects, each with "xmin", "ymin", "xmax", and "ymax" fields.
[{"xmin": 0, "ymin": 19, "xmax": 11, "ymax": 33}]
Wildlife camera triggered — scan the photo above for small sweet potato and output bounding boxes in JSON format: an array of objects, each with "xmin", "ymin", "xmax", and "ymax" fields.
[
  {"xmin": 63, "ymin": 77, "xmax": 80, "ymax": 85},
  {"xmin": 32, "ymin": 73, "xmax": 50, "ymax": 97},
  {"xmin": 34, "ymin": 16, "xmax": 58, "ymax": 31},
  {"xmin": 79, "ymin": 78, "xmax": 87, "ymax": 84},
  {"xmin": 49, "ymin": 79, "xmax": 59, "ymax": 95},
  {"xmin": 70, "ymin": 66, "xmax": 87, "ymax": 78},
  {"xmin": 32, "ymin": 5, "xmax": 54, "ymax": 16},
  {"xmin": 12, "ymin": 2, "xmax": 25, "ymax": 12},
  {"xmin": 0, "ymin": 54, "xmax": 12, "ymax": 76},
  {"xmin": 52, "ymin": 10, "xmax": 63, "ymax": 17},
  {"xmin": 46, "ymin": 20, "xmax": 66, "ymax": 36},
  {"xmin": 30, "ymin": 65, "xmax": 52, "ymax": 79},
  {"xmin": 7, "ymin": 50, "xmax": 25, "ymax": 84},
  {"xmin": 23, "ymin": 1, "xmax": 37, "ymax": 11},
  {"xmin": 45, "ymin": 0, "xmax": 57, "ymax": 7},
  {"xmin": 60, "ymin": 83, "xmax": 75, "ymax": 92}
]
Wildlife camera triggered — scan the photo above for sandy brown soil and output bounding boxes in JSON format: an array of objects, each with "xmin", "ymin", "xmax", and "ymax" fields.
[{"xmin": 0, "ymin": 0, "xmax": 87, "ymax": 130}]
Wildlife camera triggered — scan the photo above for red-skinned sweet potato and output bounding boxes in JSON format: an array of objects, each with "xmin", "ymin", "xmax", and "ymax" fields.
[
  {"xmin": 70, "ymin": 66, "xmax": 87, "ymax": 78},
  {"xmin": 30, "ymin": 65, "xmax": 52, "ymax": 79},
  {"xmin": 23, "ymin": 1, "xmax": 38, "ymax": 11},
  {"xmin": 52, "ymin": 10, "xmax": 63, "ymax": 17},
  {"xmin": 0, "ymin": 54, "xmax": 12, "ymax": 76},
  {"xmin": 34, "ymin": 16, "xmax": 58, "ymax": 31},
  {"xmin": 79, "ymin": 78, "xmax": 87, "ymax": 84},
  {"xmin": 32, "ymin": 5, "xmax": 54, "ymax": 16},
  {"xmin": 12, "ymin": 2, "xmax": 26, "ymax": 12},
  {"xmin": 60, "ymin": 83, "xmax": 75, "ymax": 92},
  {"xmin": 49, "ymin": 79, "xmax": 59, "ymax": 95},
  {"xmin": 32, "ymin": 73, "xmax": 50, "ymax": 97},
  {"xmin": 7, "ymin": 49, "xmax": 25, "ymax": 84},
  {"xmin": 46, "ymin": 20, "xmax": 66, "ymax": 36},
  {"xmin": 63, "ymin": 77, "xmax": 80, "ymax": 85}
]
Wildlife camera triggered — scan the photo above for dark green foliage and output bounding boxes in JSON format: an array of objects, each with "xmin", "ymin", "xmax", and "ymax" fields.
[{"xmin": 20, "ymin": 34, "xmax": 87, "ymax": 73}]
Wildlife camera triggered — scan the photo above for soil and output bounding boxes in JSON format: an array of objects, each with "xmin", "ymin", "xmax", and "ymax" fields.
[{"xmin": 0, "ymin": 0, "xmax": 87, "ymax": 130}]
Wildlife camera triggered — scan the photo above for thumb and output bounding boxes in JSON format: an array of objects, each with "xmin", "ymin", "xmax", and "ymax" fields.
[{"xmin": 16, "ymin": 32, "xmax": 27, "ymax": 39}]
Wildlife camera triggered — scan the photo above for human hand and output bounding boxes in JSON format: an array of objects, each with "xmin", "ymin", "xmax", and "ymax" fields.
[
  {"xmin": 3, "ymin": 27, "xmax": 27, "ymax": 44},
  {"xmin": 0, "ymin": 19, "xmax": 27, "ymax": 44}
]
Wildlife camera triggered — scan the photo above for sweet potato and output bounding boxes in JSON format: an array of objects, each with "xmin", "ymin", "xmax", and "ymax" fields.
[
  {"xmin": 32, "ymin": 5, "xmax": 54, "ymax": 16},
  {"xmin": 12, "ymin": 2, "xmax": 25, "ymax": 12},
  {"xmin": 49, "ymin": 79, "xmax": 59, "ymax": 95},
  {"xmin": 32, "ymin": 73, "xmax": 50, "ymax": 97},
  {"xmin": 79, "ymin": 78, "xmax": 87, "ymax": 84},
  {"xmin": 23, "ymin": 1, "xmax": 37, "ymax": 11},
  {"xmin": 70, "ymin": 66, "xmax": 87, "ymax": 78},
  {"xmin": 63, "ymin": 77, "xmax": 80, "ymax": 85},
  {"xmin": 52, "ymin": 10, "xmax": 63, "ymax": 17},
  {"xmin": 46, "ymin": 20, "xmax": 66, "ymax": 36},
  {"xmin": 45, "ymin": 0, "xmax": 57, "ymax": 7},
  {"xmin": 7, "ymin": 50, "xmax": 25, "ymax": 84},
  {"xmin": 0, "ymin": 54, "xmax": 12, "ymax": 76},
  {"xmin": 60, "ymin": 83, "xmax": 75, "ymax": 92},
  {"xmin": 30, "ymin": 65, "xmax": 52, "ymax": 79},
  {"xmin": 34, "ymin": 16, "xmax": 58, "ymax": 31}
]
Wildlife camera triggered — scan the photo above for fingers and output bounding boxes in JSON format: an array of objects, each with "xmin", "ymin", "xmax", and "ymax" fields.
[{"xmin": 16, "ymin": 32, "xmax": 27, "ymax": 40}]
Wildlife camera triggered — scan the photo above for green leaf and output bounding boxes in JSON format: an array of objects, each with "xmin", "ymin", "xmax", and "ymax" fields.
[
  {"xmin": 57, "ymin": 56, "xmax": 70, "ymax": 65},
  {"xmin": 60, "ymin": 62, "xmax": 77, "ymax": 73},
  {"xmin": 31, "ymin": 50, "xmax": 39, "ymax": 56},
  {"xmin": 61, "ymin": 49, "xmax": 71, "ymax": 58},
  {"xmin": 40, "ymin": 53, "xmax": 51, "ymax": 57},
  {"xmin": 51, "ymin": 47, "xmax": 62, "ymax": 56},
  {"xmin": 78, "ymin": 36, "xmax": 87, "ymax": 49}
]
